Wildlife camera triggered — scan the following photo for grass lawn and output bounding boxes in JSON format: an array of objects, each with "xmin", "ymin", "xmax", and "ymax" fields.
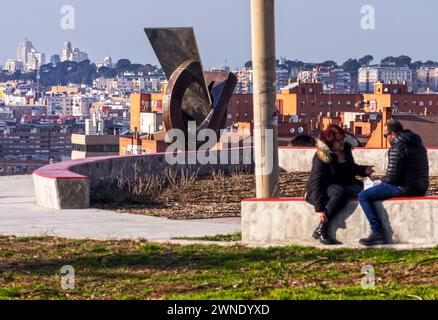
[{"xmin": 0, "ymin": 236, "xmax": 437, "ymax": 300}]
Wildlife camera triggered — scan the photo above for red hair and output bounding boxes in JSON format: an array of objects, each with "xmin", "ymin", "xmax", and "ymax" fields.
[{"xmin": 319, "ymin": 125, "xmax": 346, "ymax": 148}]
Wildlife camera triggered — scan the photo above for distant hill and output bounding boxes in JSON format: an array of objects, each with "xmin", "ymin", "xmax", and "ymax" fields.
[{"xmin": 0, "ymin": 59, "xmax": 160, "ymax": 86}]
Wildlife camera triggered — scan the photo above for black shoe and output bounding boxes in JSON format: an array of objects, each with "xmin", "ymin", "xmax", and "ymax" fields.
[
  {"xmin": 359, "ymin": 230, "xmax": 387, "ymax": 246},
  {"xmin": 312, "ymin": 222, "xmax": 335, "ymax": 245}
]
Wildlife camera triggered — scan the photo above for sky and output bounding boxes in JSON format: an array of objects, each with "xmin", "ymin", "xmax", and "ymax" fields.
[{"xmin": 0, "ymin": 0, "xmax": 436, "ymax": 69}]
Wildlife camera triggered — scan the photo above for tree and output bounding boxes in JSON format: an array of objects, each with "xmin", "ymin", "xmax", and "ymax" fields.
[
  {"xmin": 244, "ymin": 60, "xmax": 252, "ymax": 69},
  {"xmin": 2, "ymin": 59, "xmax": 153, "ymax": 86},
  {"xmin": 411, "ymin": 60, "xmax": 423, "ymax": 70},
  {"xmin": 98, "ymin": 66, "xmax": 117, "ymax": 78},
  {"xmin": 320, "ymin": 60, "xmax": 338, "ymax": 68},
  {"xmin": 381, "ymin": 55, "xmax": 411, "ymax": 66},
  {"xmin": 358, "ymin": 55, "xmax": 374, "ymax": 66},
  {"xmin": 341, "ymin": 59, "xmax": 360, "ymax": 73},
  {"xmin": 115, "ymin": 59, "xmax": 132, "ymax": 72},
  {"xmin": 423, "ymin": 60, "xmax": 437, "ymax": 67},
  {"xmin": 397, "ymin": 55, "xmax": 412, "ymax": 66}
]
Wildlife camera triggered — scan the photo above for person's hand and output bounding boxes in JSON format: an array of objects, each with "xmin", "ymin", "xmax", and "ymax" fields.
[
  {"xmin": 318, "ymin": 212, "xmax": 328, "ymax": 223},
  {"xmin": 365, "ymin": 166, "xmax": 375, "ymax": 176}
]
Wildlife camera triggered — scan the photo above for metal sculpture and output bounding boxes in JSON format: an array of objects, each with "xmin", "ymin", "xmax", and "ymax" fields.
[{"xmin": 145, "ymin": 28, "xmax": 237, "ymax": 150}]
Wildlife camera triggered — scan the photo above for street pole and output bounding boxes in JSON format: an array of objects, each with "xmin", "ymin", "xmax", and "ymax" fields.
[{"xmin": 250, "ymin": 0, "xmax": 279, "ymax": 198}]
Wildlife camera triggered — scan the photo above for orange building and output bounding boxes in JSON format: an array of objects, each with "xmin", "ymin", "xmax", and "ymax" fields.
[
  {"xmin": 150, "ymin": 81, "xmax": 166, "ymax": 113},
  {"xmin": 50, "ymin": 86, "xmax": 79, "ymax": 95},
  {"xmin": 277, "ymin": 80, "xmax": 363, "ymax": 117},
  {"xmin": 277, "ymin": 80, "xmax": 438, "ymax": 118},
  {"xmin": 350, "ymin": 121, "xmax": 376, "ymax": 137},
  {"xmin": 119, "ymin": 135, "xmax": 168, "ymax": 155},
  {"xmin": 130, "ymin": 93, "xmax": 152, "ymax": 131},
  {"xmin": 366, "ymin": 107, "xmax": 403, "ymax": 148},
  {"xmin": 120, "ymin": 89, "xmax": 167, "ymax": 155},
  {"xmin": 363, "ymin": 81, "xmax": 438, "ymax": 115}
]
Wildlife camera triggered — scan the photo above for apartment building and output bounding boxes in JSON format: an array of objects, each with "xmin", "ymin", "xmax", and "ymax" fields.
[{"xmin": 359, "ymin": 66, "xmax": 413, "ymax": 93}]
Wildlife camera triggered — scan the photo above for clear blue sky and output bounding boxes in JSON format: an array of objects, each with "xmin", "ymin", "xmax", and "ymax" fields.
[{"xmin": 0, "ymin": 0, "xmax": 435, "ymax": 69}]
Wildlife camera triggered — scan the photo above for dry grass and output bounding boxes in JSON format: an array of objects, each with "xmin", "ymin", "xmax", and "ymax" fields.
[{"xmin": 93, "ymin": 171, "xmax": 438, "ymax": 220}]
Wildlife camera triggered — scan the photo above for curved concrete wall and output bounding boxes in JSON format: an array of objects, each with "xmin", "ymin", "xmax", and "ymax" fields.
[
  {"xmin": 33, "ymin": 146, "xmax": 438, "ymax": 210},
  {"xmin": 33, "ymin": 149, "xmax": 253, "ymax": 209},
  {"xmin": 242, "ymin": 197, "xmax": 438, "ymax": 247},
  {"xmin": 279, "ymin": 147, "xmax": 438, "ymax": 176}
]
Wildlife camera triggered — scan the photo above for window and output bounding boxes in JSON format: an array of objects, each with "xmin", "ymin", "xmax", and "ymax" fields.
[
  {"xmin": 419, "ymin": 101, "xmax": 424, "ymax": 107},
  {"xmin": 244, "ymin": 112, "xmax": 248, "ymax": 118},
  {"xmin": 227, "ymin": 114, "xmax": 232, "ymax": 119},
  {"xmin": 320, "ymin": 101, "xmax": 325, "ymax": 106},
  {"xmin": 347, "ymin": 101, "xmax": 351, "ymax": 105}
]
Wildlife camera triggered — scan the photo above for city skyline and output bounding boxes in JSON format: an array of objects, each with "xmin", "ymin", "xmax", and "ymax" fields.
[{"xmin": 1, "ymin": 0, "xmax": 438, "ymax": 69}]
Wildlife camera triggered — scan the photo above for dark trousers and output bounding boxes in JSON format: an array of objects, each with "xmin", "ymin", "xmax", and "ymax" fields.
[{"xmin": 325, "ymin": 184, "xmax": 362, "ymax": 221}]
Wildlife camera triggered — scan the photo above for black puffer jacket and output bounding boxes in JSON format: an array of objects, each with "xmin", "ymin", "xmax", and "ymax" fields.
[
  {"xmin": 381, "ymin": 130, "xmax": 429, "ymax": 196},
  {"xmin": 305, "ymin": 137, "xmax": 369, "ymax": 213}
]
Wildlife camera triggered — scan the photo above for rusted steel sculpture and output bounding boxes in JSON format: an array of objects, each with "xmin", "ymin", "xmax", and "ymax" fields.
[{"xmin": 145, "ymin": 28, "xmax": 237, "ymax": 150}]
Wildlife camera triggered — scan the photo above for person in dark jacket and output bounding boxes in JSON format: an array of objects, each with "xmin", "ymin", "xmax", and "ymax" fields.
[
  {"xmin": 358, "ymin": 120, "xmax": 429, "ymax": 246},
  {"xmin": 305, "ymin": 125, "xmax": 374, "ymax": 245}
]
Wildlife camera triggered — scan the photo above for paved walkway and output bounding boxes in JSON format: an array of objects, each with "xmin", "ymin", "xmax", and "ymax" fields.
[{"xmin": 0, "ymin": 176, "xmax": 241, "ymax": 241}]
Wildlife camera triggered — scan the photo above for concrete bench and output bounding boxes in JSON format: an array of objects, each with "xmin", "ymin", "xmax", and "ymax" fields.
[{"xmin": 242, "ymin": 197, "xmax": 438, "ymax": 247}]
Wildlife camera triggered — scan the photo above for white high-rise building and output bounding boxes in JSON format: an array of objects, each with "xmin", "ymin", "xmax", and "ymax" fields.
[
  {"xmin": 71, "ymin": 48, "xmax": 89, "ymax": 63},
  {"xmin": 48, "ymin": 96, "xmax": 73, "ymax": 115},
  {"xmin": 297, "ymin": 67, "xmax": 351, "ymax": 93},
  {"xmin": 3, "ymin": 59, "xmax": 24, "ymax": 73},
  {"xmin": 61, "ymin": 41, "xmax": 89, "ymax": 63},
  {"xmin": 359, "ymin": 66, "xmax": 413, "ymax": 93},
  {"xmin": 235, "ymin": 68, "xmax": 253, "ymax": 94},
  {"xmin": 103, "ymin": 56, "xmax": 113, "ymax": 68},
  {"xmin": 16, "ymin": 39, "xmax": 46, "ymax": 71},
  {"xmin": 17, "ymin": 39, "xmax": 34, "ymax": 65},
  {"xmin": 416, "ymin": 67, "xmax": 438, "ymax": 92},
  {"xmin": 27, "ymin": 49, "xmax": 46, "ymax": 71},
  {"xmin": 276, "ymin": 68, "xmax": 291, "ymax": 92},
  {"xmin": 61, "ymin": 42, "xmax": 73, "ymax": 62},
  {"xmin": 72, "ymin": 96, "xmax": 98, "ymax": 116}
]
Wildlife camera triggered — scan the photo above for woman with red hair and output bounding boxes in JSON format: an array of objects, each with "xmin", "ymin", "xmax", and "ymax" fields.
[{"xmin": 305, "ymin": 125, "xmax": 374, "ymax": 245}]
